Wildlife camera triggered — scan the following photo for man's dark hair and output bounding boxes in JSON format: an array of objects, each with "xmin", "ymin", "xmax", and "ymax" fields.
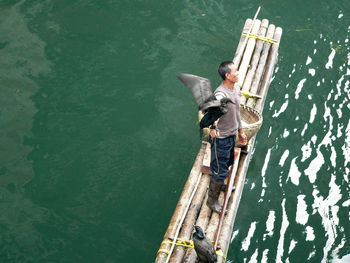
[{"xmin": 218, "ymin": 61, "xmax": 234, "ymax": 80}]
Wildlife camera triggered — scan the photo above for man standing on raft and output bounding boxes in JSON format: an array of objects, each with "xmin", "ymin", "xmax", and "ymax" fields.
[{"xmin": 207, "ymin": 61, "xmax": 248, "ymax": 213}]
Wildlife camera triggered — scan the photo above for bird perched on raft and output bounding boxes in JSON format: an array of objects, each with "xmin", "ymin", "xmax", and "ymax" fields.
[
  {"xmin": 177, "ymin": 73, "xmax": 233, "ymax": 138},
  {"xmin": 192, "ymin": 225, "xmax": 217, "ymax": 263}
]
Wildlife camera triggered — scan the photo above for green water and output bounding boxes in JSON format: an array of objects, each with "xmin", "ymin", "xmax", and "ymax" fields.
[{"xmin": 0, "ymin": 0, "xmax": 349, "ymax": 262}]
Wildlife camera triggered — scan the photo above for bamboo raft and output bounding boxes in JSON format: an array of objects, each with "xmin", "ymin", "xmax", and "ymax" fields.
[{"xmin": 155, "ymin": 16, "xmax": 283, "ymax": 263}]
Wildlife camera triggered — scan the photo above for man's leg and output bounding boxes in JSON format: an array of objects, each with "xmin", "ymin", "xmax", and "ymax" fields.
[{"xmin": 207, "ymin": 137, "xmax": 233, "ymax": 213}]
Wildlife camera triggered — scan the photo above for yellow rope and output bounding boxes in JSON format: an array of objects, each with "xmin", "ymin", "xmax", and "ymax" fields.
[
  {"xmin": 241, "ymin": 91, "xmax": 262, "ymax": 99},
  {"xmin": 216, "ymin": 249, "xmax": 227, "ymax": 259},
  {"xmin": 157, "ymin": 238, "xmax": 194, "ymax": 256},
  {"xmin": 242, "ymin": 33, "xmax": 278, "ymax": 45},
  {"xmin": 158, "ymin": 238, "xmax": 227, "ymax": 260}
]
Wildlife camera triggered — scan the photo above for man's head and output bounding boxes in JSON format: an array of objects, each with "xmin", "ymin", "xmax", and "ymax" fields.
[{"xmin": 218, "ymin": 61, "xmax": 238, "ymax": 82}]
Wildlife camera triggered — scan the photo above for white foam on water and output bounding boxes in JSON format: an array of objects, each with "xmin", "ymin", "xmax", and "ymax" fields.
[
  {"xmin": 336, "ymin": 75, "xmax": 344, "ymax": 98},
  {"xmin": 283, "ymin": 128, "xmax": 290, "ymax": 138},
  {"xmin": 305, "ymin": 226, "xmax": 315, "ymax": 241},
  {"xmin": 312, "ymin": 173, "xmax": 342, "ymax": 262},
  {"xmin": 276, "ymin": 199, "xmax": 289, "ymax": 263},
  {"xmin": 261, "ymin": 249, "xmax": 269, "ymax": 263},
  {"xmin": 272, "ymin": 100, "xmax": 289, "ymax": 118},
  {"xmin": 336, "ymin": 108, "xmax": 342, "ymax": 118},
  {"xmin": 301, "ymin": 141, "xmax": 312, "ymax": 162},
  {"xmin": 306, "ymin": 56, "xmax": 312, "ymax": 65},
  {"xmin": 308, "ymin": 68, "xmax": 316, "ymax": 76},
  {"xmin": 261, "ymin": 149, "xmax": 271, "ymax": 187},
  {"xmin": 287, "ymin": 157, "xmax": 301, "ymax": 185},
  {"xmin": 295, "ymin": 78, "xmax": 307, "ymax": 99},
  {"xmin": 301, "ymin": 123, "xmax": 308, "ymax": 136},
  {"xmin": 307, "ymin": 250, "xmax": 316, "ymax": 261},
  {"xmin": 342, "ymin": 200, "xmax": 350, "ymax": 207},
  {"xmin": 330, "ymin": 146, "xmax": 337, "ymax": 167},
  {"xmin": 331, "ymin": 235, "xmax": 347, "ymax": 262},
  {"xmin": 264, "ymin": 210, "xmax": 275, "ymax": 241},
  {"xmin": 311, "ymin": 135, "xmax": 317, "ymax": 145},
  {"xmin": 341, "ymin": 120, "xmax": 350, "ymax": 167},
  {"xmin": 309, "ymin": 104, "xmax": 317, "ymax": 123},
  {"xmin": 325, "ymin": 48, "xmax": 336, "ymax": 69},
  {"xmin": 279, "ymin": 150, "xmax": 289, "ymax": 167},
  {"xmin": 249, "ymin": 249, "xmax": 258, "ymax": 263},
  {"xmin": 242, "ymin": 221, "xmax": 257, "ymax": 251},
  {"xmin": 296, "ymin": 195, "xmax": 309, "ymax": 225},
  {"xmin": 344, "ymin": 167, "xmax": 349, "ymax": 183},
  {"xmin": 230, "ymin": 230, "xmax": 239, "ymax": 243},
  {"xmin": 304, "ymin": 147, "xmax": 324, "ymax": 183},
  {"xmin": 288, "ymin": 239, "xmax": 297, "ymax": 254}
]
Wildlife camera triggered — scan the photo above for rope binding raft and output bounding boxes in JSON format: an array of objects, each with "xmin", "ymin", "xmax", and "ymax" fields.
[
  {"xmin": 157, "ymin": 237, "xmax": 227, "ymax": 259},
  {"xmin": 241, "ymin": 32, "xmax": 279, "ymax": 45}
]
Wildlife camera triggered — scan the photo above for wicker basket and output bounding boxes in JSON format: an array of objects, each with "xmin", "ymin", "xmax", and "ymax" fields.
[{"xmin": 235, "ymin": 105, "xmax": 263, "ymax": 147}]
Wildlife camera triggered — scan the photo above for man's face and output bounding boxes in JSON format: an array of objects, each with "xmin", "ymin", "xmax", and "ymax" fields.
[{"xmin": 226, "ymin": 65, "xmax": 239, "ymax": 82}]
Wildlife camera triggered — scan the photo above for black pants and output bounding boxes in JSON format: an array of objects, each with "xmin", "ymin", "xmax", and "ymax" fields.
[{"xmin": 209, "ymin": 135, "xmax": 236, "ymax": 182}]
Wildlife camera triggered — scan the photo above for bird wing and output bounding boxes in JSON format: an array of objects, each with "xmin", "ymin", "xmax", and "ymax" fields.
[{"xmin": 177, "ymin": 73, "xmax": 213, "ymax": 108}]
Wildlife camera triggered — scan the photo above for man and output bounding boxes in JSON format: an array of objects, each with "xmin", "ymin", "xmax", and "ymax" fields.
[{"xmin": 207, "ymin": 61, "xmax": 247, "ymax": 213}]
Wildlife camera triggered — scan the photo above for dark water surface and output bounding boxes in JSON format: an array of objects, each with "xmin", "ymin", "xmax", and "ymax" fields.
[{"xmin": 0, "ymin": 0, "xmax": 349, "ymax": 262}]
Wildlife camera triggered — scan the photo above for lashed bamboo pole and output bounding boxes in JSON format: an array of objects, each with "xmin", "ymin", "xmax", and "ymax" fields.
[
  {"xmin": 155, "ymin": 143, "xmax": 207, "ymax": 263},
  {"xmin": 246, "ymin": 23, "xmax": 276, "ymax": 108},
  {"xmin": 182, "ymin": 147, "xmax": 212, "ymax": 263},
  {"xmin": 216, "ymin": 145, "xmax": 252, "ymax": 263},
  {"xmin": 255, "ymin": 27, "xmax": 283, "ymax": 112},
  {"xmin": 241, "ymin": 19, "xmax": 269, "ymax": 105},
  {"xmin": 169, "ymin": 144, "xmax": 211, "ymax": 263},
  {"xmin": 214, "ymin": 148, "xmax": 241, "ymax": 249},
  {"xmin": 233, "ymin": 6, "xmax": 261, "ymax": 68},
  {"xmin": 205, "ymin": 192, "xmax": 224, "ymax": 241},
  {"xmin": 237, "ymin": 19, "xmax": 261, "ymax": 87},
  {"xmin": 182, "ymin": 193, "xmax": 210, "ymax": 263},
  {"xmin": 232, "ymin": 19, "xmax": 252, "ymax": 67}
]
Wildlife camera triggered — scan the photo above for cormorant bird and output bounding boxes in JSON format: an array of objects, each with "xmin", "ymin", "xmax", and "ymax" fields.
[
  {"xmin": 192, "ymin": 225, "xmax": 217, "ymax": 263},
  {"xmin": 177, "ymin": 73, "xmax": 233, "ymax": 137}
]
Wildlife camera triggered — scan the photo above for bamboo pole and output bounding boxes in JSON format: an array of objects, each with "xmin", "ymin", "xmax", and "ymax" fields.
[
  {"xmin": 246, "ymin": 24, "xmax": 276, "ymax": 108},
  {"xmin": 206, "ymin": 193, "xmax": 224, "ymax": 241},
  {"xmin": 232, "ymin": 19, "xmax": 252, "ymax": 67},
  {"xmin": 255, "ymin": 27, "xmax": 283, "ymax": 112},
  {"xmin": 241, "ymin": 19, "xmax": 269, "ymax": 105},
  {"xmin": 216, "ymin": 145, "xmax": 253, "ymax": 263},
  {"xmin": 213, "ymin": 148, "xmax": 241, "ymax": 249},
  {"xmin": 169, "ymin": 144, "xmax": 211, "ymax": 263},
  {"xmin": 155, "ymin": 142, "xmax": 207, "ymax": 263},
  {"xmin": 183, "ymin": 189, "xmax": 212, "ymax": 262},
  {"xmin": 233, "ymin": 6, "xmax": 261, "ymax": 68},
  {"xmin": 237, "ymin": 19, "xmax": 261, "ymax": 87}
]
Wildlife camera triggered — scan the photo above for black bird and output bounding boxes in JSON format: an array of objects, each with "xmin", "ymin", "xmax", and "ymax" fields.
[
  {"xmin": 192, "ymin": 225, "xmax": 217, "ymax": 263},
  {"xmin": 177, "ymin": 73, "xmax": 233, "ymax": 137}
]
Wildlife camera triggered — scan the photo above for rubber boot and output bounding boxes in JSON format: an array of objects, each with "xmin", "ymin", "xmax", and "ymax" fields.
[{"xmin": 206, "ymin": 177, "xmax": 224, "ymax": 213}]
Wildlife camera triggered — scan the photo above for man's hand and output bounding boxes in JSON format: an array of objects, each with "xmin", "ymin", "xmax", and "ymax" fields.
[
  {"xmin": 238, "ymin": 129, "xmax": 248, "ymax": 145},
  {"xmin": 210, "ymin": 128, "xmax": 220, "ymax": 138}
]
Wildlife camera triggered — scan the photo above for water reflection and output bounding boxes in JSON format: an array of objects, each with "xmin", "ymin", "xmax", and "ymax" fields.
[{"xmin": 0, "ymin": 0, "xmax": 51, "ymax": 259}]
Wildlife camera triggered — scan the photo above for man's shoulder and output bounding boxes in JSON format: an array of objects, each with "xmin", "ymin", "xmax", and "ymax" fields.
[{"xmin": 214, "ymin": 84, "xmax": 227, "ymax": 99}]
